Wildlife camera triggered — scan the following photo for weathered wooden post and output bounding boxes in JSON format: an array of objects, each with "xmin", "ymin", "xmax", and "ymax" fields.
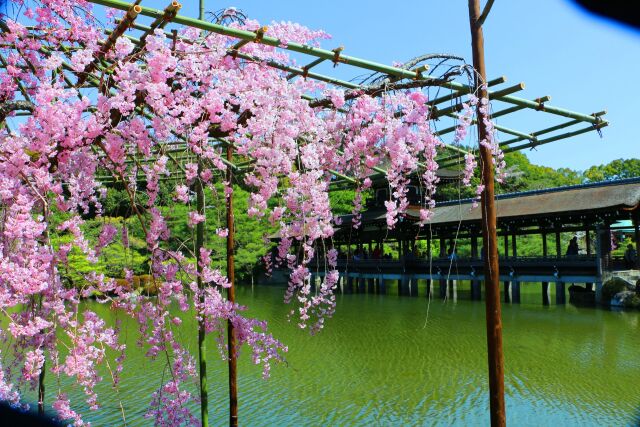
[{"xmin": 468, "ymin": 1, "xmax": 506, "ymax": 424}]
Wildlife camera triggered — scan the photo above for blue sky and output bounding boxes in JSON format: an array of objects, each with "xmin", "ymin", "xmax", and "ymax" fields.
[{"xmin": 102, "ymin": 1, "xmax": 639, "ymax": 170}]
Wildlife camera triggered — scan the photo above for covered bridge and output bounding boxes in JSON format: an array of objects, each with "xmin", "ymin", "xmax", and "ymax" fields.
[{"xmin": 313, "ymin": 178, "xmax": 640, "ymax": 304}]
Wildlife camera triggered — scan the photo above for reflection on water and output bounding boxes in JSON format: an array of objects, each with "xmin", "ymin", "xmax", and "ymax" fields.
[{"xmin": 28, "ymin": 285, "xmax": 640, "ymax": 426}]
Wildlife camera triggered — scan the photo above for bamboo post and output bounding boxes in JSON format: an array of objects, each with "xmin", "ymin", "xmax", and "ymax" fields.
[
  {"xmin": 195, "ymin": 161, "xmax": 209, "ymax": 427},
  {"xmin": 38, "ymin": 361, "xmax": 45, "ymax": 415},
  {"xmin": 226, "ymin": 143, "xmax": 238, "ymax": 427},
  {"xmin": 468, "ymin": 1, "xmax": 506, "ymax": 426},
  {"xmin": 634, "ymin": 212, "xmax": 640, "ymax": 269},
  {"xmin": 195, "ymin": 3, "xmax": 212, "ymax": 425}
]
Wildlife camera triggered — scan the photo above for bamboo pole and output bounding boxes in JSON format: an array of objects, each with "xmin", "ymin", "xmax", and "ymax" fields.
[
  {"xmin": 468, "ymin": 1, "xmax": 506, "ymax": 426},
  {"xmin": 502, "ymin": 122, "xmax": 608, "ymax": 154},
  {"xmin": 195, "ymin": 161, "xmax": 209, "ymax": 427},
  {"xmin": 226, "ymin": 144, "xmax": 239, "ymax": 427},
  {"xmin": 195, "ymin": 2, "xmax": 211, "ymax": 425}
]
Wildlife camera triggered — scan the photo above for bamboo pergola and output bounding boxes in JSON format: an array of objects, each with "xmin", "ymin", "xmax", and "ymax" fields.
[
  {"xmin": 0, "ymin": 2, "xmax": 609, "ymax": 426},
  {"xmin": 1, "ymin": 0, "xmax": 608, "ymax": 187}
]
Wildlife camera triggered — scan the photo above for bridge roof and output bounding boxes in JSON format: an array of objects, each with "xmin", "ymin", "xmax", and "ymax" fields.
[
  {"xmin": 421, "ymin": 177, "xmax": 640, "ymax": 225},
  {"xmin": 334, "ymin": 178, "xmax": 640, "ymax": 231}
]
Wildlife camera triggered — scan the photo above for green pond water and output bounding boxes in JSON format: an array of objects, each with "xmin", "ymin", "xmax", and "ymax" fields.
[{"xmin": 31, "ymin": 283, "xmax": 640, "ymax": 426}]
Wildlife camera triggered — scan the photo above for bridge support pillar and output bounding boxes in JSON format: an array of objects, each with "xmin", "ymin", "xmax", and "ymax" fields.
[
  {"xmin": 585, "ymin": 282, "xmax": 593, "ymax": 291},
  {"xmin": 426, "ymin": 279, "xmax": 432, "ymax": 298},
  {"xmin": 439, "ymin": 279, "xmax": 447, "ymax": 299},
  {"xmin": 556, "ymin": 281, "xmax": 566, "ymax": 304},
  {"xmin": 511, "ymin": 281, "xmax": 521, "ymax": 304},
  {"xmin": 542, "ymin": 282, "xmax": 550, "ymax": 306},
  {"xmin": 409, "ymin": 276, "xmax": 418, "ymax": 297},
  {"xmin": 345, "ymin": 276, "xmax": 353, "ymax": 294},
  {"xmin": 595, "ymin": 281, "xmax": 603, "ymax": 304},
  {"xmin": 400, "ymin": 276, "xmax": 410, "ymax": 296},
  {"xmin": 357, "ymin": 276, "xmax": 365, "ymax": 293},
  {"xmin": 471, "ymin": 280, "xmax": 482, "ymax": 300},
  {"xmin": 368, "ymin": 278, "xmax": 375, "ymax": 293},
  {"xmin": 449, "ymin": 280, "xmax": 457, "ymax": 302},
  {"xmin": 379, "ymin": 277, "xmax": 386, "ymax": 294},
  {"xmin": 504, "ymin": 281, "xmax": 511, "ymax": 303}
]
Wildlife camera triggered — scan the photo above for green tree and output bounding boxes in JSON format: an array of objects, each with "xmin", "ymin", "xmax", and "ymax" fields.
[{"xmin": 584, "ymin": 158, "xmax": 640, "ymax": 182}]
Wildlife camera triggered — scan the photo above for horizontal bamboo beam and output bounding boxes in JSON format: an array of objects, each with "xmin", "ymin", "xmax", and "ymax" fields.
[
  {"xmin": 503, "ymin": 122, "xmax": 609, "ymax": 154},
  {"xmin": 434, "ymin": 96, "xmax": 551, "ymax": 137},
  {"xmin": 116, "ymin": 22, "xmax": 363, "ymax": 90},
  {"xmin": 442, "ymin": 111, "xmax": 536, "ymax": 141},
  {"xmin": 491, "ymin": 96, "xmax": 551, "ymax": 119},
  {"xmin": 438, "ymin": 114, "xmax": 608, "ymax": 169},
  {"xmin": 88, "ymin": 0, "xmax": 431, "ymax": 80},
  {"xmin": 286, "ymin": 55, "xmax": 329, "ymax": 80},
  {"xmin": 428, "ymin": 75, "xmax": 506, "ymax": 107},
  {"xmin": 432, "ymin": 82, "xmax": 525, "ymax": 119},
  {"xmin": 77, "ymin": 1, "xmax": 142, "ymax": 86}
]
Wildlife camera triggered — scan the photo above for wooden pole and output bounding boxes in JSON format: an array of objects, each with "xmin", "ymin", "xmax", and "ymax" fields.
[
  {"xmin": 468, "ymin": 1, "xmax": 506, "ymax": 426},
  {"xmin": 226, "ymin": 143, "xmax": 238, "ymax": 427}
]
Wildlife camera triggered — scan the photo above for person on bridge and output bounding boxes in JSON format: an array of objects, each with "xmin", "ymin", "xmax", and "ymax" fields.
[
  {"xmin": 624, "ymin": 244, "xmax": 637, "ymax": 269},
  {"xmin": 566, "ymin": 236, "xmax": 580, "ymax": 256}
]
